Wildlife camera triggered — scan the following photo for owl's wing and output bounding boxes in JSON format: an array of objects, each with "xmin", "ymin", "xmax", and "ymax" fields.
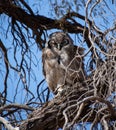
[
  {"xmin": 42, "ymin": 48, "xmax": 47, "ymax": 77},
  {"xmin": 67, "ymin": 45, "xmax": 85, "ymax": 83},
  {"xmin": 72, "ymin": 46, "xmax": 85, "ymax": 69},
  {"xmin": 73, "ymin": 45, "xmax": 85, "ymax": 55}
]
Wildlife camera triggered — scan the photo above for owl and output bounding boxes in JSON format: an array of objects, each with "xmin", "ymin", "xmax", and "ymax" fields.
[{"xmin": 42, "ymin": 32, "xmax": 85, "ymax": 95}]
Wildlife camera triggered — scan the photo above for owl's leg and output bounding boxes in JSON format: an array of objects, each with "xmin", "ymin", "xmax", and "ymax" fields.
[
  {"xmin": 57, "ymin": 87, "xmax": 63, "ymax": 93},
  {"xmin": 54, "ymin": 84, "xmax": 66, "ymax": 97},
  {"xmin": 54, "ymin": 85, "xmax": 63, "ymax": 94}
]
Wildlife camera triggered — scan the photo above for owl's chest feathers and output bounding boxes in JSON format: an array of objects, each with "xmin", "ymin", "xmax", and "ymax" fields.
[
  {"xmin": 43, "ymin": 48, "xmax": 59, "ymax": 67},
  {"xmin": 59, "ymin": 51, "xmax": 69, "ymax": 68},
  {"xmin": 44, "ymin": 54, "xmax": 65, "ymax": 91},
  {"xmin": 59, "ymin": 46, "xmax": 74, "ymax": 68}
]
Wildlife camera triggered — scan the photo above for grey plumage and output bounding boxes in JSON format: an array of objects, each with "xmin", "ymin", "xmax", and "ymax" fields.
[{"xmin": 42, "ymin": 32, "xmax": 85, "ymax": 95}]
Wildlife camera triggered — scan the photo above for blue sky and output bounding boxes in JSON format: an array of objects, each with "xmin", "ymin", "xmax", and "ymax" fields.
[
  {"xmin": 0, "ymin": 0, "xmax": 116, "ymax": 106},
  {"xmin": 0, "ymin": 0, "xmax": 115, "ymax": 102},
  {"xmin": 0, "ymin": 0, "xmax": 116, "ymax": 129}
]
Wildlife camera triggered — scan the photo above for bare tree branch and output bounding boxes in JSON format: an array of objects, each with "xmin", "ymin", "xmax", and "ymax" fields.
[
  {"xmin": 0, "ymin": 40, "xmax": 9, "ymax": 105},
  {"xmin": 0, "ymin": 117, "xmax": 19, "ymax": 130},
  {"xmin": 0, "ymin": 0, "xmax": 116, "ymax": 130},
  {"xmin": 0, "ymin": 104, "xmax": 35, "ymax": 113},
  {"xmin": 0, "ymin": 0, "xmax": 98, "ymax": 49}
]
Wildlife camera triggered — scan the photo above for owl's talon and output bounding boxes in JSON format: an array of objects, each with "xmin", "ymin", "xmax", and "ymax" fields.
[{"xmin": 54, "ymin": 86, "xmax": 64, "ymax": 96}]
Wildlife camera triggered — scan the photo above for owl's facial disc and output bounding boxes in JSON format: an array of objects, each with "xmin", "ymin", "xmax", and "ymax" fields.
[
  {"xmin": 47, "ymin": 39, "xmax": 69, "ymax": 50},
  {"xmin": 60, "ymin": 39, "xmax": 69, "ymax": 48}
]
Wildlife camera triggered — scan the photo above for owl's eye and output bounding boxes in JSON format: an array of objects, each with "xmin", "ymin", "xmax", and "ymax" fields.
[
  {"xmin": 52, "ymin": 43, "xmax": 57, "ymax": 48},
  {"xmin": 47, "ymin": 40, "xmax": 56, "ymax": 48},
  {"xmin": 49, "ymin": 40, "xmax": 55, "ymax": 45},
  {"xmin": 61, "ymin": 39, "xmax": 69, "ymax": 46},
  {"xmin": 64, "ymin": 39, "xmax": 69, "ymax": 45}
]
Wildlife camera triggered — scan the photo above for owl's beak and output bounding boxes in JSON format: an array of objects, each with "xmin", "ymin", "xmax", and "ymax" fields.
[{"xmin": 57, "ymin": 43, "xmax": 61, "ymax": 50}]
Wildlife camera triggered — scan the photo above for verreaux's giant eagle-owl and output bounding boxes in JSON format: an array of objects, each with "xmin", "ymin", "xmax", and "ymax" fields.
[{"xmin": 42, "ymin": 32, "xmax": 85, "ymax": 95}]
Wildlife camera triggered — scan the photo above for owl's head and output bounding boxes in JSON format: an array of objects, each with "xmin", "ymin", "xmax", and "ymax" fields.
[{"xmin": 46, "ymin": 32, "xmax": 73, "ymax": 50}]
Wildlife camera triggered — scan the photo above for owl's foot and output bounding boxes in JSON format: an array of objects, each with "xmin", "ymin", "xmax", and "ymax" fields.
[{"xmin": 54, "ymin": 86, "xmax": 65, "ymax": 97}]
